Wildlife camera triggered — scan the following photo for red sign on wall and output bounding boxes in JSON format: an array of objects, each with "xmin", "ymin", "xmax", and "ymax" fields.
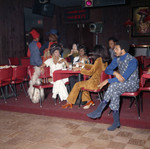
[{"xmin": 64, "ymin": 8, "xmax": 89, "ymax": 22}]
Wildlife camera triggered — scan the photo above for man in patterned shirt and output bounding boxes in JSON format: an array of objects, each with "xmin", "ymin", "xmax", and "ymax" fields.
[{"xmin": 87, "ymin": 40, "xmax": 139, "ymax": 131}]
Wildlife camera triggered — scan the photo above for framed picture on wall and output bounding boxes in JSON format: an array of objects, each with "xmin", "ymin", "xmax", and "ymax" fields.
[{"xmin": 132, "ymin": 6, "xmax": 150, "ymax": 37}]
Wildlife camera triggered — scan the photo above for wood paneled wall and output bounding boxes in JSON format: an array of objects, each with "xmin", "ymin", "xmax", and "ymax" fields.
[
  {"xmin": 0, "ymin": 0, "xmax": 57, "ymax": 64},
  {"xmin": 60, "ymin": 0, "xmax": 150, "ymax": 50},
  {"xmin": 0, "ymin": 0, "xmax": 149, "ymax": 64},
  {"xmin": 0, "ymin": 0, "xmax": 25, "ymax": 64}
]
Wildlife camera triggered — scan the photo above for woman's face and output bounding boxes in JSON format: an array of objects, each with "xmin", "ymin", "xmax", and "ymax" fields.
[
  {"xmin": 109, "ymin": 40, "xmax": 115, "ymax": 49},
  {"xmin": 72, "ymin": 44, "xmax": 77, "ymax": 51},
  {"xmin": 79, "ymin": 48, "xmax": 85, "ymax": 57},
  {"xmin": 53, "ymin": 50, "xmax": 60, "ymax": 57}
]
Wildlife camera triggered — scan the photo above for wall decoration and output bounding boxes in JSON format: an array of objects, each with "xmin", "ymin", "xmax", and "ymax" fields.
[{"xmin": 132, "ymin": 6, "xmax": 150, "ymax": 36}]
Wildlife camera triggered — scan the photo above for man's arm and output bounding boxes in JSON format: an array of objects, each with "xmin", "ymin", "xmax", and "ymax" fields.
[
  {"xmin": 105, "ymin": 57, "xmax": 120, "ymax": 83},
  {"xmin": 105, "ymin": 57, "xmax": 118, "ymax": 75},
  {"xmin": 108, "ymin": 58, "xmax": 138, "ymax": 83}
]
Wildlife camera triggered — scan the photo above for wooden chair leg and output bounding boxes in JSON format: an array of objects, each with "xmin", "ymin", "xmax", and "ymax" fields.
[
  {"xmin": 9, "ymin": 84, "xmax": 17, "ymax": 100},
  {"xmin": 78, "ymin": 91, "xmax": 82, "ymax": 107},
  {"xmin": 129, "ymin": 98, "xmax": 134, "ymax": 109},
  {"xmin": 135, "ymin": 96, "xmax": 140, "ymax": 119},
  {"xmin": 13, "ymin": 84, "xmax": 17, "ymax": 100},
  {"xmin": 39, "ymin": 89, "xmax": 42, "ymax": 108},
  {"xmin": 0, "ymin": 87, "xmax": 7, "ymax": 103},
  {"xmin": 139, "ymin": 92, "xmax": 143, "ymax": 113},
  {"xmin": 21, "ymin": 83, "xmax": 28, "ymax": 97}
]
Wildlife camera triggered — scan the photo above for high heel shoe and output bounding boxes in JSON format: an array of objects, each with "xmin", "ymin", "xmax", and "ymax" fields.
[
  {"xmin": 83, "ymin": 100, "xmax": 95, "ymax": 109},
  {"xmin": 62, "ymin": 103, "xmax": 72, "ymax": 109}
]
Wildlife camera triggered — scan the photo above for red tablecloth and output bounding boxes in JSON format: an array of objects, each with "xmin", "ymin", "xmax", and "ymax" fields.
[
  {"xmin": 141, "ymin": 72, "xmax": 150, "ymax": 87},
  {"xmin": 53, "ymin": 69, "xmax": 80, "ymax": 82}
]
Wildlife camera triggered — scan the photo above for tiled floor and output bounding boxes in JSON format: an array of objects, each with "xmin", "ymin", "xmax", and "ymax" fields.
[{"xmin": 0, "ymin": 110, "xmax": 150, "ymax": 149}]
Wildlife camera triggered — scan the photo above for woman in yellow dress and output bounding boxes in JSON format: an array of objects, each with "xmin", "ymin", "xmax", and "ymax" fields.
[{"xmin": 62, "ymin": 45, "xmax": 110, "ymax": 109}]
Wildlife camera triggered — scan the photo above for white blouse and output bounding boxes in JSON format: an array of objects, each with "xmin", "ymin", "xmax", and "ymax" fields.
[{"xmin": 44, "ymin": 57, "xmax": 64, "ymax": 77}]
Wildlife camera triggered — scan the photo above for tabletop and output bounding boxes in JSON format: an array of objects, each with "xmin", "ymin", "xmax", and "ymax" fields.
[{"xmin": 53, "ymin": 69, "xmax": 81, "ymax": 82}]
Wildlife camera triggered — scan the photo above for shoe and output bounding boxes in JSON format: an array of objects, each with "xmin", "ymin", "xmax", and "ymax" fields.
[
  {"xmin": 83, "ymin": 101, "xmax": 95, "ymax": 109},
  {"xmin": 107, "ymin": 110, "xmax": 120, "ymax": 131},
  {"xmin": 62, "ymin": 103, "xmax": 72, "ymax": 109},
  {"xmin": 87, "ymin": 101, "xmax": 107, "ymax": 119}
]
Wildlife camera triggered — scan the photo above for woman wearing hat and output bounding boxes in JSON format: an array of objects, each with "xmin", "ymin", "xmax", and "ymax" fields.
[
  {"xmin": 28, "ymin": 29, "xmax": 42, "ymax": 66},
  {"xmin": 42, "ymin": 33, "xmax": 58, "ymax": 62},
  {"xmin": 62, "ymin": 45, "xmax": 110, "ymax": 109},
  {"xmin": 40, "ymin": 29, "xmax": 58, "ymax": 58},
  {"xmin": 40, "ymin": 44, "xmax": 69, "ymax": 101}
]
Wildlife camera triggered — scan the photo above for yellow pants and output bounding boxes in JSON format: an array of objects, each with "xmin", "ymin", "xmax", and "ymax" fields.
[{"xmin": 67, "ymin": 81, "xmax": 91, "ymax": 104}]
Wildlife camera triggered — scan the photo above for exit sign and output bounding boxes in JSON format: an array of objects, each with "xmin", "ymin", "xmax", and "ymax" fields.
[{"xmin": 64, "ymin": 8, "xmax": 89, "ymax": 22}]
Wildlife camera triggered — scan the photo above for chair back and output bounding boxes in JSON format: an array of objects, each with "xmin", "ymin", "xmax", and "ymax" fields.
[
  {"xmin": 12, "ymin": 66, "xmax": 27, "ymax": 82},
  {"xmin": 135, "ymin": 56, "xmax": 145, "ymax": 78},
  {"xmin": 21, "ymin": 57, "xmax": 30, "ymax": 67},
  {"xmin": 100, "ymin": 71, "xmax": 112, "ymax": 83},
  {"xmin": 0, "ymin": 67, "xmax": 13, "ymax": 85},
  {"xmin": 28, "ymin": 66, "xmax": 50, "ymax": 80},
  {"xmin": 39, "ymin": 67, "xmax": 50, "ymax": 79},
  {"xmin": 143, "ymin": 56, "xmax": 150, "ymax": 69},
  {"xmin": 8, "ymin": 57, "xmax": 19, "ymax": 65}
]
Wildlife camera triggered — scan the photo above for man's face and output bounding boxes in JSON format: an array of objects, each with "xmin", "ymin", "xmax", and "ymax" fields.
[{"xmin": 114, "ymin": 45, "xmax": 123, "ymax": 57}]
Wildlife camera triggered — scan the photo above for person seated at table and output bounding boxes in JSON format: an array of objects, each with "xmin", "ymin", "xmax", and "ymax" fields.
[
  {"xmin": 87, "ymin": 40, "xmax": 139, "ymax": 131},
  {"xmin": 62, "ymin": 45, "xmax": 110, "ymax": 109},
  {"xmin": 66, "ymin": 43, "xmax": 79, "ymax": 63},
  {"xmin": 40, "ymin": 44, "xmax": 69, "ymax": 101},
  {"xmin": 69, "ymin": 45, "xmax": 89, "ymax": 91}
]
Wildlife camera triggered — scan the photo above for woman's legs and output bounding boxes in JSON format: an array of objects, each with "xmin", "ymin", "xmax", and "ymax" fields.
[
  {"xmin": 67, "ymin": 81, "xmax": 91, "ymax": 104},
  {"xmin": 52, "ymin": 80, "xmax": 68, "ymax": 101}
]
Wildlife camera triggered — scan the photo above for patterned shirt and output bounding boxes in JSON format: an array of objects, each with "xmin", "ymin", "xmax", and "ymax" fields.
[{"xmin": 105, "ymin": 53, "xmax": 138, "ymax": 83}]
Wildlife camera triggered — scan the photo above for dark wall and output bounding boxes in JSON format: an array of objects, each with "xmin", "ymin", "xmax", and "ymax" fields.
[
  {"xmin": 0, "ymin": 0, "xmax": 24, "ymax": 64},
  {"xmin": 60, "ymin": 0, "xmax": 150, "ymax": 50},
  {"xmin": 0, "ymin": 0, "xmax": 149, "ymax": 64},
  {"xmin": 100, "ymin": 0, "xmax": 150, "ymax": 46},
  {"xmin": 0, "ymin": 0, "xmax": 57, "ymax": 64}
]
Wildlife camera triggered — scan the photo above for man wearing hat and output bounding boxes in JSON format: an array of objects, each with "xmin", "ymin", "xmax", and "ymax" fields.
[
  {"xmin": 29, "ymin": 29, "xmax": 42, "ymax": 66},
  {"xmin": 87, "ymin": 40, "xmax": 139, "ymax": 131},
  {"xmin": 40, "ymin": 29, "xmax": 58, "ymax": 56}
]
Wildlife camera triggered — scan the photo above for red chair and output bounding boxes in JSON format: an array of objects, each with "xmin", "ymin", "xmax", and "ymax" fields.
[
  {"xmin": 120, "ymin": 89, "xmax": 141, "ymax": 119},
  {"xmin": 21, "ymin": 57, "xmax": 30, "ymax": 67},
  {"xmin": 28, "ymin": 66, "xmax": 53, "ymax": 107},
  {"xmin": 107, "ymin": 79, "xmax": 141, "ymax": 119},
  {"xmin": 8, "ymin": 57, "xmax": 19, "ymax": 65},
  {"xmin": 81, "ymin": 71, "xmax": 112, "ymax": 103},
  {"xmin": 0, "ymin": 67, "xmax": 15, "ymax": 103},
  {"xmin": 143, "ymin": 57, "xmax": 150, "ymax": 70},
  {"xmin": 139, "ymin": 73, "xmax": 150, "ymax": 113},
  {"xmin": 135, "ymin": 56, "xmax": 145, "ymax": 78},
  {"xmin": 11, "ymin": 66, "xmax": 28, "ymax": 99},
  {"xmin": 21, "ymin": 57, "xmax": 30, "ymax": 83}
]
